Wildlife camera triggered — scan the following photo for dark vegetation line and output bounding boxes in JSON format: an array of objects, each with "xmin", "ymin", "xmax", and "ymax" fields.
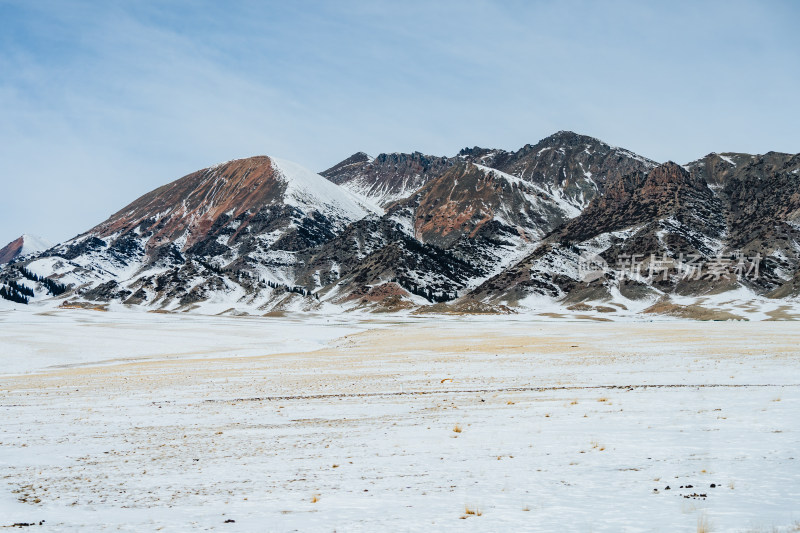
[{"xmin": 197, "ymin": 383, "xmax": 800, "ymax": 405}]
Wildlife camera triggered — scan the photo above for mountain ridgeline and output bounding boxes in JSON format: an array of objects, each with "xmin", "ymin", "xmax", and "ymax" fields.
[{"xmin": 2, "ymin": 131, "xmax": 799, "ymax": 317}]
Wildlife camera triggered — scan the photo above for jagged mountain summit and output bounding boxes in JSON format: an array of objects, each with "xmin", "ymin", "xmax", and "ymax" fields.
[
  {"xmin": 322, "ymin": 131, "xmax": 657, "ymax": 213},
  {"xmin": 2, "ymin": 132, "xmax": 799, "ymax": 319},
  {"xmin": 471, "ymin": 152, "xmax": 800, "ymax": 318},
  {"xmin": 321, "ymin": 151, "xmax": 454, "ymax": 208}
]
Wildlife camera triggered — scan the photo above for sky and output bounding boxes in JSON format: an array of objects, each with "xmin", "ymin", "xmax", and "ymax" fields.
[{"xmin": 1, "ymin": 0, "xmax": 799, "ymax": 244}]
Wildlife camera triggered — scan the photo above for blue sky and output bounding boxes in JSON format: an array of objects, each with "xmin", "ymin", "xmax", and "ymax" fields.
[{"xmin": 1, "ymin": 0, "xmax": 799, "ymax": 244}]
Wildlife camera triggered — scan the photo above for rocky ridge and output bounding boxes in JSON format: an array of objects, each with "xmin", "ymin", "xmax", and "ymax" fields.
[{"xmin": 2, "ymin": 132, "xmax": 798, "ymax": 318}]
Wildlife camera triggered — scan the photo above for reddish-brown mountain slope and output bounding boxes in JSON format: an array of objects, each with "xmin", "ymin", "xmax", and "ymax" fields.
[
  {"xmin": 89, "ymin": 156, "xmax": 287, "ymax": 251},
  {"xmin": 0, "ymin": 236, "xmax": 23, "ymax": 265}
]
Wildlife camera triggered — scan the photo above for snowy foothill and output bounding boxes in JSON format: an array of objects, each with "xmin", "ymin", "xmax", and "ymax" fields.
[{"xmin": 1, "ymin": 308, "xmax": 799, "ymax": 531}]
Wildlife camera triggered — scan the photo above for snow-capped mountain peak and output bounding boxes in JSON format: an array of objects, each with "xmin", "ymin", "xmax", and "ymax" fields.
[
  {"xmin": 19, "ymin": 234, "xmax": 51, "ymax": 256},
  {"xmin": 0, "ymin": 234, "xmax": 52, "ymax": 265},
  {"xmin": 270, "ymin": 157, "xmax": 381, "ymax": 219}
]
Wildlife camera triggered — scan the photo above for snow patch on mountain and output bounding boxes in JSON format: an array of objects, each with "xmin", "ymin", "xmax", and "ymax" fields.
[
  {"xmin": 473, "ymin": 163, "xmax": 583, "ymax": 218},
  {"xmin": 271, "ymin": 158, "xmax": 380, "ymax": 221},
  {"xmin": 340, "ymin": 176, "xmax": 421, "ymax": 208},
  {"xmin": 0, "ymin": 234, "xmax": 53, "ymax": 265},
  {"xmin": 19, "ymin": 234, "xmax": 52, "ymax": 257},
  {"xmin": 608, "ymin": 146, "xmax": 659, "ymax": 168}
]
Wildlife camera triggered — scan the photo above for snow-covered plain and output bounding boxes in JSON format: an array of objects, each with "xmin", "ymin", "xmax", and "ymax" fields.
[{"xmin": 1, "ymin": 309, "xmax": 799, "ymax": 532}]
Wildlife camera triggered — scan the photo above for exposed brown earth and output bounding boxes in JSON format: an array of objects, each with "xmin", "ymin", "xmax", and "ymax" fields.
[
  {"xmin": 0, "ymin": 236, "xmax": 23, "ymax": 264},
  {"xmin": 89, "ymin": 156, "xmax": 285, "ymax": 251},
  {"xmin": 642, "ymin": 301, "xmax": 744, "ymax": 321}
]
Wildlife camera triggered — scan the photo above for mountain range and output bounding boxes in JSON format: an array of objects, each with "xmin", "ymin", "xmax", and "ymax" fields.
[{"xmin": 2, "ymin": 131, "xmax": 799, "ymax": 319}]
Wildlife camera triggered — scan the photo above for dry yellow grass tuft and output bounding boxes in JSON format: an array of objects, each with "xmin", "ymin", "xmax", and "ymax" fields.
[
  {"xmin": 311, "ymin": 494, "xmax": 320, "ymax": 503},
  {"xmin": 697, "ymin": 513, "xmax": 712, "ymax": 533},
  {"xmin": 453, "ymin": 424, "xmax": 462, "ymax": 433},
  {"xmin": 465, "ymin": 505, "xmax": 482, "ymax": 516}
]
